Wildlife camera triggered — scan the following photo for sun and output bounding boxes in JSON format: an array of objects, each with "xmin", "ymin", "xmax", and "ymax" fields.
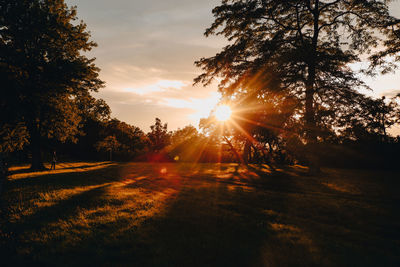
[{"xmin": 215, "ymin": 105, "xmax": 232, "ymax": 122}]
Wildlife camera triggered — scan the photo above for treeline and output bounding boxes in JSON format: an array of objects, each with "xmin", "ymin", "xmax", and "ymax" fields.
[
  {"xmin": 2, "ymin": 0, "xmax": 400, "ymax": 171},
  {"xmin": 58, "ymin": 117, "xmax": 245, "ymax": 164}
]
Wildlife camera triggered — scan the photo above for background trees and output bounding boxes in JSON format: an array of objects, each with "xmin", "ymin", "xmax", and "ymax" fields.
[
  {"xmin": 0, "ymin": 0, "xmax": 104, "ymax": 170},
  {"xmin": 195, "ymin": 0, "xmax": 400, "ymax": 172}
]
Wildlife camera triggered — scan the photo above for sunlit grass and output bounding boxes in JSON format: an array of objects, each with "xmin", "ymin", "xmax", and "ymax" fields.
[
  {"xmin": 1, "ymin": 162, "xmax": 399, "ymax": 266},
  {"xmin": 8, "ymin": 161, "xmax": 115, "ymax": 179}
]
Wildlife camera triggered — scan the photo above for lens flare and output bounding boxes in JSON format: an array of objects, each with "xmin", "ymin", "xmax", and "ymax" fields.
[{"xmin": 215, "ymin": 105, "xmax": 232, "ymax": 122}]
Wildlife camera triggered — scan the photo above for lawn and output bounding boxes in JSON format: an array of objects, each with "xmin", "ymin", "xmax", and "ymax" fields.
[{"xmin": 0, "ymin": 162, "xmax": 399, "ymax": 266}]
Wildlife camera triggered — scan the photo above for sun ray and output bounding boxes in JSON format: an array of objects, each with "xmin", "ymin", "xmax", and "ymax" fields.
[{"xmin": 215, "ymin": 105, "xmax": 232, "ymax": 122}]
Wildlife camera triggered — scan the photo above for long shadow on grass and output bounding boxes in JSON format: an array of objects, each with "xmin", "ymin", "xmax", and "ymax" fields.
[
  {"xmin": 115, "ymin": 165, "xmax": 321, "ymax": 266},
  {"xmin": 124, "ymin": 164, "xmax": 400, "ymax": 266},
  {"xmin": 7, "ymin": 162, "xmax": 112, "ymax": 176},
  {"xmin": 1, "ymin": 183, "xmax": 115, "ymax": 266},
  {"xmin": 1, "ymin": 163, "xmax": 399, "ymax": 266},
  {"xmin": 5, "ymin": 163, "xmax": 121, "ymax": 194}
]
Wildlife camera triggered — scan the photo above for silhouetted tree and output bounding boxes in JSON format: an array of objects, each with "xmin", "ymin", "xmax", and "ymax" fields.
[
  {"xmin": 0, "ymin": 0, "xmax": 103, "ymax": 170},
  {"xmin": 199, "ymin": 114, "xmax": 243, "ymax": 163},
  {"xmin": 96, "ymin": 135, "xmax": 120, "ymax": 161},
  {"xmin": 195, "ymin": 0, "xmax": 399, "ymax": 173},
  {"xmin": 101, "ymin": 119, "xmax": 147, "ymax": 160},
  {"xmin": 147, "ymin": 118, "xmax": 170, "ymax": 152},
  {"xmin": 339, "ymin": 96, "xmax": 400, "ymax": 143}
]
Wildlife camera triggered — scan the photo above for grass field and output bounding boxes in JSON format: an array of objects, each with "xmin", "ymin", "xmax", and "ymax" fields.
[{"xmin": 1, "ymin": 162, "xmax": 399, "ymax": 266}]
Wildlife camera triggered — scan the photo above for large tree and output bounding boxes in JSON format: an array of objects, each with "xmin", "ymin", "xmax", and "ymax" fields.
[
  {"xmin": 195, "ymin": 0, "xmax": 399, "ymax": 172},
  {"xmin": 0, "ymin": 0, "xmax": 103, "ymax": 170}
]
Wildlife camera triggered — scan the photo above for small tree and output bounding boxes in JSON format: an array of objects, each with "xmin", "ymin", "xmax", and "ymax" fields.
[{"xmin": 147, "ymin": 118, "xmax": 170, "ymax": 152}]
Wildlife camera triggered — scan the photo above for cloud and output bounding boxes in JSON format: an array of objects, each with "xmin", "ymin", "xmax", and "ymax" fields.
[
  {"xmin": 125, "ymin": 80, "xmax": 187, "ymax": 95},
  {"xmin": 382, "ymin": 89, "xmax": 400, "ymax": 98}
]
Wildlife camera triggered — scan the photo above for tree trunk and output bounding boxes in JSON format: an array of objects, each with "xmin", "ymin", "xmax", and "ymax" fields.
[
  {"xmin": 305, "ymin": 2, "xmax": 321, "ymax": 175},
  {"xmin": 29, "ymin": 123, "xmax": 45, "ymax": 171},
  {"xmin": 305, "ymin": 79, "xmax": 320, "ymax": 174},
  {"xmin": 243, "ymin": 140, "xmax": 251, "ymax": 164},
  {"xmin": 223, "ymin": 136, "xmax": 243, "ymax": 164}
]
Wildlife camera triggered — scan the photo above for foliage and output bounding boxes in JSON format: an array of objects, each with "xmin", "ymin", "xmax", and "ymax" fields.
[
  {"xmin": 0, "ymin": 123, "xmax": 29, "ymax": 154},
  {"xmin": 99, "ymin": 119, "xmax": 148, "ymax": 160},
  {"xmin": 147, "ymin": 118, "xmax": 170, "ymax": 152},
  {"xmin": 195, "ymin": 0, "xmax": 400, "ymax": 170},
  {"xmin": 0, "ymin": 0, "xmax": 104, "ymax": 169},
  {"xmin": 95, "ymin": 135, "xmax": 120, "ymax": 160}
]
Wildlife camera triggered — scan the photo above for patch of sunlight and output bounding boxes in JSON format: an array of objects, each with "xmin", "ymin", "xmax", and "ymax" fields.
[
  {"xmin": 9, "ymin": 162, "xmax": 115, "ymax": 180},
  {"xmin": 269, "ymin": 222, "xmax": 316, "ymax": 249},
  {"xmin": 259, "ymin": 165, "xmax": 273, "ymax": 173},
  {"xmin": 117, "ymin": 175, "xmax": 148, "ymax": 186},
  {"xmin": 322, "ymin": 182, "xmax": 360, "ymax": 194},
  {"xmin": 263, "ymin": 209, "xmax": 279, "ymax": 216},
  {"xmin": 34, "ymin": 181, "xmax": 179, "ymax": 245},
  {"xmin": 246, "ymin": 171, "xmax": 259, "ymax": 178},
  {"xmin": 270, "ymin": 222, "xmax": 300, "ymax": 232},
  {"xmin": 7, "ymin": 183, "xmax": 112, "ymax": 223},
  {"xmin": 227, "ymin": 184, "xmax": 254, "ymax": 192},
  {"xmin": 216, "ymin": 173, "xmax": 233, "ymax": 179},
  {"xmin": 292, "ymin": 164, "xmax": 308, "ymax": 170},
  {"xmin": 264, "ymin": 222, "xmax": 320, "ymax": 258}
]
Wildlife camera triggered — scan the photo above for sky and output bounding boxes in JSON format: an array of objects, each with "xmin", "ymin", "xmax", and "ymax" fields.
[{"xmin": 65, "ymin": 0, "xmax": 400, "ymax": 134}]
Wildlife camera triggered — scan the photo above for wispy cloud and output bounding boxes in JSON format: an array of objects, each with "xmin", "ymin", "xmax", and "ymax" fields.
[{"xmin": 125, "ymin": 80, "xmax": 187, "ymax": 95}]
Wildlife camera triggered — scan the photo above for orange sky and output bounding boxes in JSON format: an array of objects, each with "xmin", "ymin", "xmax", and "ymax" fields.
[{"xmin": 66, "ymin": 0, "xmax": 400, "ymax": 135}]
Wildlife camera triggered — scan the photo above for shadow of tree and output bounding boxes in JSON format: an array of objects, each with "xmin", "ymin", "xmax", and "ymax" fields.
[
  {"xmin": 7, "ymin": 162, "xmax": 112, "ymax": 176},
  {"xmin": 5, "ymin": 163, "xmax": 121, "ymax": 193},
  {"xmin": 0, "ymin": 163, "xmax": 399, "ymax": 266}
]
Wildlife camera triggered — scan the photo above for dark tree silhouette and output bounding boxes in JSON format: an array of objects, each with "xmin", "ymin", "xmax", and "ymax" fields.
[
  {"xmin": 100, "ymin": 119, "xmax": 147, "ymax": 160},
  {"xmin": 147, "ymin": 118, "xmax": 170, "ymax": 152},
  {"xmin": 195, "ymin": 0, "xmax": 399, "ymax": 173},
  {"xmin": 0, "ymin": 0, "xmax": 104, "ymax": 170}
]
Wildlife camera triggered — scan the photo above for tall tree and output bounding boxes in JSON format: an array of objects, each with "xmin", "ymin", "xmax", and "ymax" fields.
[
  {"xmin": 195, "ymin": 0, "xmax": 398, "ymax": 172},
  {"xmin": 0, "ymin": 0, "xmax": 103, "ymax": 170},
  {"xmin": 147, "ymin": 118, "xmax": 170, "ymax": 152}
]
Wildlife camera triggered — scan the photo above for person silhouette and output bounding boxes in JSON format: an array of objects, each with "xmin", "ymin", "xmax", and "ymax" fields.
[{"xmin": 51, "ymin": 151, "xmax": 57, "ymax": 170}]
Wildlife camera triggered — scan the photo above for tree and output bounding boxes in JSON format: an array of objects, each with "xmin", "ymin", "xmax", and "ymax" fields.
[
  {"xmin": 0, "ymin": 0, "xmax": 103, "ymax": 170},
  {"xmin": 147, "ymin": 118, "xmax": 170, "ymax": 152},
  {"xmin": 195, "ymin": 0, "xmax": 399, "ymax": 173},
  {"xmin": 96, "ymin": 136, "xmax": 120, "ymax": 161},
  {"xmin": 339, "ymin": 96, "xmax": 400, "ymax": 143},
  {"xmin": 101, "ymin": 119, "xmax": 147, "ymax": 160}
]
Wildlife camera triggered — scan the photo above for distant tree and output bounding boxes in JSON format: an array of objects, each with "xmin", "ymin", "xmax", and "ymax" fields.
[
  {"xmin": 101, "ymin": 119, "xmax": 147, "ymax": 159},
  {"xmin": 195, "ymin": 0, "xmax": 399, "ymax": 172},
  {"xmin": 340, "ymin": 96, "xmax": 400, "ymax": 143},
  {"xmin": 170, "ymin": 125, "xmax": 199, "ymax": 146},
  {"xmin": 147, "ymin": 118, "xmax": 170, "ymax": 152},
  {"xmin": 168, "ymin": 125, "xmax": 202, "ymax": 161},
  {"xmin": 96, "ymin": 135, "xmax": 120, "ymax": 161},
  {"xmin": 0, "ymin": 0, "xmax": 103, "ymax": 170}
]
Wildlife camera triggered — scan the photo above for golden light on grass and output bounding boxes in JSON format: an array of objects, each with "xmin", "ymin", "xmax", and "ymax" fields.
[{"xmin": 215, "ymin": 105, "xmax": 232, "ymax": 122}]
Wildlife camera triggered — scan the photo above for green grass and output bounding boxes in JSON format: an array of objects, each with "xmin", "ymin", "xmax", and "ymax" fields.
[{"xmin": 1, "ymin": 162, "xmax": 399, "ymax": 266}]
